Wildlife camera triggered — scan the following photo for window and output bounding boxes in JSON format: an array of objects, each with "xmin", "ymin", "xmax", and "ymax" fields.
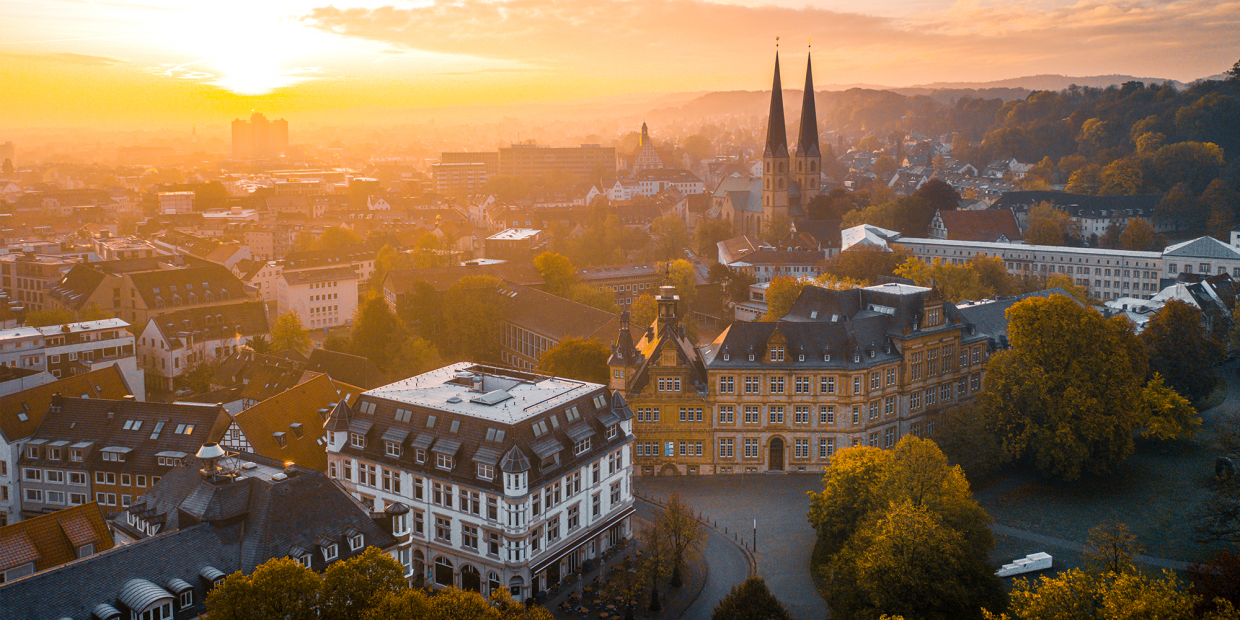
[
  {"xmin": 718, "ymin": 405, "xmax": 734, "ymax": 424},
  {"xmin": 462, "ymin": 524, "xmax": 479, "ymax": 550},
  {"xmin": 769, "ymin": 346, "xmax": 784, "ymax": 361},
  {"xmin": 870, "ymin": 372, "xmax": 880, "ymax": 390},
  {"xmin": 743, "ymin": 406, "xmax": 760, "ymax": 424},
  {"xmin": 971, "ymin": 373, "xmax": 981, "ymax": 391},
  {"xmin": 911, "ymin": 391, "xmax": 922, "ymax": 410},
  {"xmin": 769, "ymin": 377, "xmax": 785, "ymax": 394},
  {"xmin": 436, "ymin": 453, "xmax": 454, "ymax": 470},
  {"xmin": 678, "ymin": 407, "xmax": 703, "ymax": 422},
  {"xmin": 851, "ymin": 406, "xmax": 860, "ymax": 425},
  {"xmin": 477, "ymin": 463, "xmax": 495, "ymax": 480},
  {"xmin": 853, "ymin": 376, "xmax": 862, "ymax": 394},
  {"xmin": 795, "ymin": 439, "xmax": 809, "ymax": 459},
  {"xmin": 884, "ymin": 427, "xmax": 896, "ymax": 448},
  {"xmin": 940, "ymin": 383, "xmax": 953, "ymax": 402},
  {"xmin": 385, "ymin": 441, "xmax": 401, "ymax": 457},
  {"xmin": 719, "ymin": 438, "xmax": 734, "ymax": 458},
  {"xmin": 436, "ymin": 517, "xmax": 452, "ymax": 542},
  {"xmin": 25, "ymin": 488, "xmax": 43, "ymax": 502},
  {"xmin": 744, "ymin": 376, "xmax": 760, "ymax": 394},
  {"xmin": 636, "ymin": 407, "xmax": 660, "ymax": 422},
  {"xmin": 794, "ymin": 406, "xmax": 810, "ymax": 424},
  {"xmin": 869, "ymin": 401, "xmax": 879, "ymax": 419},
  {"xmin": 820, "ymin": 406, "xmax": 835, "ymax": 424},
  {"xmin": 180, "ymin": 590, "xmax": 194, "ymax": 610},
  {"xmin": 768, "ymin": 406, "xmax": 784, "ymax": 424},
  {"xmin": 884, "ymin": 396, "xmax": 895, "ymax": 415},
  {"xmin": 822, "ymin": 377, "xmax": 835, "ymax": 394},
  {"xmin": 567, "ymin": 504, "xmax": 580, "ymax": 530},
  {"xmin": 382, "ymin": 468, "xmax": 400, "ymax": 493},
  {"xmin": 743, "ymin": 438, "xmax": 759, "ymax": 458},
  {"xmin": 925, "ymin": 387, "xmax": 937, "ymax": 406},
  {"xmin": 22, "ymin": 468, "xmax": 41, "ymax": 482},
  {"xmin": 794, "ymin": 376, "xmax": 810, "ymax": 394},
  {"xmin": 819, "ymin": 438, "xmax": 835, "ymax": 458},
  {"xmin": 886, "ymin": 368, "xmax": 897, "ymax": 386},
  {"xmin": 573, "ymin": 438, "xmax": 591, "ymax": 455},
  {"xmin": 719, "ymin": 376, "xmax": 735, "ymax": 393},
  {"xmin": 68, "ymin": 472, "xmax": 87, "ymax": 485},
  {"xmin": 657, "ymin": 377, "xmax": 681, "ymax": 392},
  {"xmin": 610, "ymin": 481, "xmax": 621, "ymax": 505},
  {"xmin": 547, "ymin": 515, "xmax": 560, "ymax": 542}
]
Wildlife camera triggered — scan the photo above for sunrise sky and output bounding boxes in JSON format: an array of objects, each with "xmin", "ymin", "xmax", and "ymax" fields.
[{"xmin": 2, "ymin": 0, "xmax": 1237, "ymax": 126}]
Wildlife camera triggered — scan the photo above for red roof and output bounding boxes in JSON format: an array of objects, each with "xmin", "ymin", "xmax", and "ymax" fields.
[{"xmin": 938, "ymin": 210, "xmax": 1023, "ymax": 242}]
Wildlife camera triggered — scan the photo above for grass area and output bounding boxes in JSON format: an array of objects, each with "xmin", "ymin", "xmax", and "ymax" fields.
[{"xmin": 1195, "ymin": 377, "xmax": 1228, "ymax": 412}]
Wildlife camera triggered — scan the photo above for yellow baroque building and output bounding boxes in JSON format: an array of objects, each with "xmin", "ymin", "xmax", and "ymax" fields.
[{"xmin": 610, "ymin": 283, "xmax": 1008, "ymax": 475}]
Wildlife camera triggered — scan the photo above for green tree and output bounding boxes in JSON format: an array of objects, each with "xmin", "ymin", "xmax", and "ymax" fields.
[
  {"xmin": 395, "ymin": 280, "xmax": 441, "ymax": 338},
  {"xmin": 980, "ymin": 295, "xmax": 1148, "ymax": 479},
  {"xmin": 538, "ymin": 337, "xmax": 609, "ymax": 383},
  {"xmin": 387, "ymin": 336, "xmax": 442, "ymax": 381},
  {"xmin": 630, "ymin": 294, "xmax": 657, "ymax": 327},
  {"xmin": 1153, "ymin": 141, "xmax": 1226, "ymax": 193},
  {"xmin": 321, "ymin": 547, "xmax": 408, "ymax": 620},
  {"xmin": 441, "ymin": 276, "xmax": 506, "ymax": 362},
  {"xmin": 1158, "ymin": 182, "xmax": 1201, "ymax": 232},
  {"xmin": 695, "ymin": 218, "xmax": 735, "ymax": 257},
  {"xmin": 246, "ymin": 335, "xmax": 272, "ymax": 354},
  {"xmin": 762, "ymin": 276, "xmax": 807, "ymax": 321},
  {"xmin": 308, "ymin": 227, "xmax": 363, "ymax": 252},
  {"xmin": 348, "ymin": 293, "xmax": 410, "ymax": 371},
  {"xmin": 533, "ymin": 251, "xmax": 577, "ymax": 296},
  {"xmin": 1141, "ymin": 299, "xmax": 1223, "ymax": 403},
  {"xmin": 651, "ymin": 214, "xmax": 690, "ymax": 258},
  {"xmin": 709, "ymin": 262, "xmax": 756, "ymax": 305},
  {"xmin": 270, "ymin": 312, "xmax": 310, "ymax": 352},
  {"xmin": 913, "ymin": 178, "xmax": 961, "ymax": 212},
  {"xmin": 204, "ymin": 557, "xmax": 321, "ymax": 620},
  {"xmin": 711, "ymin": 577, "xmax": 792, "ymax": 620},
  {"xmin": 24, "ymin": 308, "xmax": 74, "ymax": 327},
  {"xmin": 873, "ymin": 155, "xmax": 897, "ymax": 181},
  {"xmin": 369, "ymin": 245, "xmax": 411, "ymax": 292}
]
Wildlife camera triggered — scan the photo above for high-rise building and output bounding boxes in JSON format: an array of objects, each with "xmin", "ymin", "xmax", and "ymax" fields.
[
  {"xmin": 231, "ymin": 113, "xmax": 289, "ymax": 159},
  {"xmin": 498, "ymin": 145, "xmax": 616, "ymax": 182}
]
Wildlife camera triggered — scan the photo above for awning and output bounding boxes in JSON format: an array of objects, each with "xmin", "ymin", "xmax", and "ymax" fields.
[
  {"xmin": 471, "ymin": 445, "xmax": 502, "ymax": 466},
  {"xmin": 348, "ymin": 419, "xmax": 374, "ymax": 435},
  {"xmin": 431, "ymin": 437, "xmax": 461, "ymax": 456},
  {"xmin": 381, "ymin": 427, "xmax": 410, "ymax": 444},
  {"xmin": 26, "ymin": 438, "xmax": 48, "ymax": 446},
  {"xmin": 565, "ymin": 423, "xmax": 595, "ymax": 443},
  {"xmin": 411, "ymin": 433, "xmax": 435, "ymax": 450},
  {"xmin": 531, "ymin": 506, "xmax": 636, "ymax": 575}
]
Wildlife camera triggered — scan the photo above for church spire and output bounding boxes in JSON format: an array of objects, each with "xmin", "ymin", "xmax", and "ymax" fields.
[
  {"xmin": 796, "ymin": 51, "xmax": 820, "ymax": 158},
  {"xmin": 764, "ymin": 52, "xmax": 788, "ymax": 158}
]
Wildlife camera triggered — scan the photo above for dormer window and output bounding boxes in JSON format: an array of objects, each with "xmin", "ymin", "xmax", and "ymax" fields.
[
  {"xmin": 122, "ymin": 420, "xmax": 143, "ymax": 431},
  {"xmin": 415, "ymin": 449, "xmax": 427, "ymax": 463},
  {"xmin": 385, "ymin": 441, "xmax": 401, "ymax": 458},
  {"xmin": 854, "ymin": 354, "xmax": 861, "ymax": 363},
  {"xmin": 436, "ymin": 454, "xmax": 454, "ymax": 470},
  {"xmin": 322, "ymin": 543, "xmax": 338, "ymax": 562},
  {"xmin": 574, "ymin": 438, "xmax": 592, "ymax": 455},
  {"xmin": 606, "ymin": 425, "xmax": 618, "ymax": 440},
  {"xmin": 824, "ymin": 354, "xmax": 831, "ymax": 362},
  {"xmin": 273, "ymin": 432, "xmax": 287, "ymax": 448},
  {"xmin": 748, "ymin": 354, "xmax": 755, "ymax": 362},
  {"xmin": 47, "ymin": 447, "xmax": 61, "ymax": 460},
  {"xmin": 723, "ymin": 353, "xmax": 730, "ymax": 361},
  {"xmin": 592, "ymin": 394, "xmax": 607, "ymax": 409},
  {"xmin": 798, "ymin": 354, "xmax": 805, "ymax": 362},
  {"xmin": 769, "ymin": 347, "xmax": 784, "ymax": 362},
  {"xmin": 349, "ymin": 534, "xmax": 364, "ymax": 551},
  {"xmin": 477, "ymin": 463, "xmax": 495, "ymax": 480},
  {"xmin": 349, "ymin": 432, "xmax": 366, "ymax": 448},
  {"xmin": 25, "ymin": 446, "xmax": 39, "ymax": 459},
  {"xmin": 565, "ymin": 406, "xmax": 580, "ymax": 423}
]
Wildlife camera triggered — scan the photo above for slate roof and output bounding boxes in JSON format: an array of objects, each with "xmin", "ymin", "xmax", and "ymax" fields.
[
  {"xmin": 937, "ymin": 209, "xmax": 1023, "ymax": 242},
  {"xmin": 147, "ymin": 301, "xmax": 270, "ymax": 351},
  {"xmin": 23, "ymin": 398, "xmax": 230, "ymax": 479},
  {"xmin": 0, "ymin": 366, "xmax": 132, "ymax": 443},
  {"xmin": 0, "ymin": 502, "xmax": 114, "ymax": 574},
  {"xmin": 305, "ymin": 349, "xmax": 387, "ymax": 390},
  {"xmin": 990, "ymin": 190, "xmax": 1161, "ymax": 218},
  {"xmin": 127, "ymin": 264, "xmax": 248, "ymax": 309},
  {"xmin": 281, "ymin": 244, "xmax": 375, "ymax": 271},
  {"xmin": 733, "ymin": 249, "xmax": 824, "ymax": 266},
  {"xmin": 46, "ymin": 264, "xmax": 108, "ymax": 311},
  {"xmin": 237, "ymin": 364, "xmax": 316, "ymax": 404},
  {"xmin": 498, "ymin": 280, "xmax": 630, "ymax": 343},
  {"xmin": 342, "ymin": 363, "xmax": 634, "ymax": 494},
  {"xmin": 955, "ymin": 288, "xmax": 1081, "ymax": 342},
  {"xmin": 1163, "ymin": 236, "xmax": 1240, "ymax": 261},
  {"xmin": 793, "ymin": 219, "xmax": 842, "ymax": 249},
  {"xmin": 1, "ymin": 455, "xmax": 397, "ymax": 620},
  {"xmin": 229, "ymin": 374, "xmax": 362, "ymax": 472}
]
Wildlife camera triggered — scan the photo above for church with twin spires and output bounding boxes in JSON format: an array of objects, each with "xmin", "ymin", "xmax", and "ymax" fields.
[{"xmin": 720, "ymin": 52, "xmax": 823, "ymax": 237}]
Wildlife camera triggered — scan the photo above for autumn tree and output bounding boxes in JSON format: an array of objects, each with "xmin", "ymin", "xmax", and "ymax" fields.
[
  {"xmin": 630, "ymin": 294, "xmax": 657, "ymax": 327},
  {"xmin": 1025, "ymin": 202, "xmax": 1076, "ymax": 246},
  {"xmin": 993, "ymin": 568, "xmax": 1226, "ymax": 620},
  {"xmin": 931, "ymin": 404, "xmax": 1003, "ymax": 482},
  {"xmin": 1082, "ymin": 521, "xmax": 1143, "ymax": 576},
  {"xmin": 369, "ymin": 245, "xmax": 411, "ymax": 292},
  {"xmin": 913, "ymin": 178, "xmax": 962, "ymax": 213},
  {"xmin": 656, "ymin": 259, "xmax": 697, "ymax": 308},
  {"xmin": 270, "ymin": 311, "xmax": 310, "ymax": 352},
  {"xmin": 533, "ymin": 251, "xmax": 576, "ymax": 296},
  {"xmin": 348, "ymin": 293, "xmax": 409, "ymax": 371},
  {"xmin": 711, "ymin": 577, "xmax": 792, "ymax": 620},
  {"xmin": 24, "ymin": 308, "xmax": 74, "ymax": 327},
  {"xmin": 1119, "ymin": 217, "xmax": 1156, "ymax": 250},
  {"xmin": 980, "ymin": 294, "xmax": 1150, "ymax": 479},
  {"xmin": 709, "ymin": 262, "xmax": 756, "ymax": 305},
  {"xmin": 441, "ymin": 276, "xmax": 506, "ymax": 362},
  {"xmin": 321, "ymin": 547, "xmax": 408, "ymax": 620},
  {"xmin": 826, "ymin": 246, "xmax": 908, "ymax": 284},
  {"xmin": 387, "ymin": 336, "xmax": 442, "ymax": 381},
  {"xmin": 651, "ymin": 214, "xmax": 690, "ymax": 258},
  {"xmin": 1141, "ymin": 299, "xmax": 1224, "ymax": 403},
  {"xmin": 1138, "ymin": 374, "xmax": 1201, "ymax": 440},
  {"xmin": 204, "ymin": 557, "xmax": 322, "ymax": 620},
  {"xmin": 762, "ymin": 276, "xmax": 808, "ymax": 321},
  {"xmin": 696, "ymin": 218, "xmax": 735, "ymax": 257},
  {"xmin": 538, "ymin": 338, "xmax": 609, "ymax": 384},
  {"xmin": 762, "ymin": 213, "xmax": 793, "ymax": 244},
  {"xmin": 660, "ymin": 493, "xmax": 702, "ymax": 588}
]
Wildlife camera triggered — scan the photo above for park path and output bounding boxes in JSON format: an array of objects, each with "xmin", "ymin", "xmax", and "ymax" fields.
[{"xmin": 991, "ymin": 523, "xmax": 1191, "ymax": 571}]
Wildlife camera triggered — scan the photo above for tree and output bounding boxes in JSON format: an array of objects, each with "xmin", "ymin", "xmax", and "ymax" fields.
[
  {"xmin": 369, "ymin": 245, "xmax": 411, "ymax": 292},
  {"xmin": 709, "ymin": 262, "xmax": 756, "ymax": 305},
  {"xmin": 1142, "ymin": 299, "xmax": 1224, "ymax": 403},
  {"xmin": 696, "ymin": 218, "xmax": 735, "ymax": 257},
  {"xmin": 913, "ymin": 179, "xmax": 961, "ymax": 212},
  {"xmin": 827, "ymin": 246, "xmax": 908, "ymax": 284},
  {"xmin": 980, "ymin": 295, "xmax": 1148, "ymax": 479},
  {"xmin": 348, "ymin": 294, "xmax": 410, "ymax": 371},
  {"xmin": 388, "ymin": 336, "xmax": 442, "ymax": 381},
  {"xmin": 638, "ymin": 518, "xmax": 672, "ymax": 610},
  {"xmin": 306, "ymin": 227, "xmax": 363, "ymax": 252},
  {"xmin": 660, "ymin": 493, "xmax": 702, "ymax": 588},
  {"xmin": 1158, "ymin": 182, "xmax": 1201, "ymax": 232},
  {"xmin": 651, "ymin": 214, "xmax": 690, "ymax": 258},
  {"xmin": 442, "ymin": 276, "xmax": 506, "ymax": 362},
  {"xmin": 270, "ymin": 312, "xmax": 310, "ymax": 352},
  {"xmin": 825, "ymin": 500, "xmax": 1002, "ymax": 620},
  {"xmin": 538, "ymin": 338, "xmax": 609, "ymax": 384},
  {"xmin": 657, "ymin": 259, "xmax": 697, "ymax": 309},
  {"xmin": 1025, "ymin": 202, "xmax": 1076, "ymax": 246},
  {"xmin": 683, "ymin": 134, "xmax": 713, "ymax": 162},
  {"xmin": 1138, "ymin": 373, "xmax": 1201, "ymax": 440},
  {"xmin": 320, "ymin": 547, "xmax": 408, "ymax": 620},
  {"xmin": 932, "ymin": 404, "xmax": 1003, "ymax": 482},
  {"xmin": 204, "ymin": 557, "xmax": 322, "ymax": 620},
  {"xmin": 534, "ymin": 252, "xmax": 576, "ymax": 296},
  {"xmin": 1152, "ymin": 141, "xmax": 1226, "ymax": 194},
  {"xmin": 711, "ymin": 577, "xmax": 792, "ymax": 620},
  {"xmin": 1082, "ymin": 521, "xmax": 1143, "ymax": 576},
  {"xmin": 762, "ymin": 213, "xmax": 793, "ymax": 244},
  {"xmin": 630, "ymin": 294, "xmax": 657, "ymax": 327},
  {"xmin": 246, "ymin": 335, "xmax": 272, "ymax": 354},
  {"xmin": 1229, "ymin": 58, "xmax": 1240, "ymax": 83},
  {"xmin": 1097, "ymin": 159, "xmax": 1145, "ymax": 196},
  {"xmin": 994, "ymin": 567, "xmax": 1234, "ymax": 620},
  {"xmin": 1119, "ymin": 217, "xmax": 1156, "ymax": 250},
  {"xmin": 1190, "ymin": 550, "xmax": 1240, "ymax": 613},
  {"xmin": 762, "ymin": 276, "xmax": 807, "ymax": 321},
  {"xmin": 23, "ymin": 308, "xmax": 74, "ymax": 327},
  {"xmin": 1203, "ymin": 180, "xmax": 1240, "ymax": 241},
  {"xmin": 873, "ymin": 155, "xmax": 897, "ymax": 181}
]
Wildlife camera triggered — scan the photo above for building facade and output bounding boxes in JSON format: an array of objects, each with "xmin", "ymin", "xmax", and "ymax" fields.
[
  {"xmin": 326, "ymin": 363, "xmax": 636, "ymax": 601},
  {"xmin": 277, "ymin": 265, "xmax": 359, "ymax": 330}
]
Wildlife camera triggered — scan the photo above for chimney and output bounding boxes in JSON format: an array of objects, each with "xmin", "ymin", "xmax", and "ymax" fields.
[{"xmin": 471, "ymin": 375, "xmax": 483, "ymax": 392}]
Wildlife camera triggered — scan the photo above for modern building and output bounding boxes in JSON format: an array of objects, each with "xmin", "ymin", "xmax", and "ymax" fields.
[
  {"xmin": 0, "ymin": 253, "xmax": 77, "ymax": 312},
  {"xmin": 499, "ymin": 145, "xmax": 617, "ymax": 181},
  {"xmin": 432, "ymin": 162, "xmax": 489, "ymax": 196},
  {"xmin": 485, "ymin": 229, "xmax": 544, "ymax": 261},
  {"xmin": 276, "ymin": 265, "xmax": 359, "ymax": 330},
  {"xmin": 157, "ymin": 191, "xmax": 195, "ymax": 215},
  {"xmin": 0, "ymin": 451, "xmax": 400, "ymax": 619},
  {"xmin": 136, "ymin": 301, "xmax": 271, "ymax": 392},
  {"xmin": 231, "ymin": 112, "xmax": 289, "ymax": 159},
  {"xmin": 611, "ymin": 282, "xmax": 1016, "ymax": 475},
  {"xmin": 442, "ymin": 152, "xmax": 500, "ymax": 177},
  {"xmin": 0, "ymin": 366, "xmax": 132, "ymax": 526},
  {"xmin": 325, "ymin": 362, "xmax": 636, "ymax": 600},
  {"xmin": 577, "ymin": 264, "xmax": 664, "ymax": 311},
  {"xmin": 0, "ymin": 319, "xmax": 141, "ymax": 394},
  {"xmin": 17, "ymin": 397, "xmax": 230, "ymax": 518}
]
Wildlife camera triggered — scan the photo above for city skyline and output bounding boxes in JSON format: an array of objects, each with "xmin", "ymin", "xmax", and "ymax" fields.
[{"xmin": 1, "ymin": 0, "xmax": 1237, "ymax": 126}]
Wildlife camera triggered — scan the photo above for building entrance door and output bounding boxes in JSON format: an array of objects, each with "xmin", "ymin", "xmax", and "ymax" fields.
[{"xmin": 769, "ymin": 438, "xmax": 784, "ymax": 471}]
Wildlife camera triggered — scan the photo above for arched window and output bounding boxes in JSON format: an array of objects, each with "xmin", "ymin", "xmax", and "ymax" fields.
[
  {"xmin": 488, "ymin": 571, "xmax": 501, "ymax": 596},
  {"xmin": 434, "ymin": 556, "xmax": 453, "ymax": 587},
  {"xmin": 810, "ymin": 161, "xmax": 818, "ymax": 172}
]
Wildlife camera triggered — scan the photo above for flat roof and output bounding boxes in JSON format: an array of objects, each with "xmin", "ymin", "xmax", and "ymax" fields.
[
  {"xmin": 896, "ymin": 237, "xmax": 1163, "ymax": 260},
  {"xmin": 364, "ymin": 362, "xmax": 601, "ymax": 424},
  {"xmin": 0, "ymin": 318, "xmax": 130, "ymax": 341},
  {"xmin": 487, "ymin": 228, "xmax": 541, "ymax": 241}
]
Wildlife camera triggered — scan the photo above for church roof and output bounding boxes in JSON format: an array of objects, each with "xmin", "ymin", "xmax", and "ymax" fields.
[
  {"xmin": 796, "ymin": 53, "xmax": 820, "ymax": 159},
  {"xmin": 764, "ymin": 53, "xmax": 789, "ymax": 159}
]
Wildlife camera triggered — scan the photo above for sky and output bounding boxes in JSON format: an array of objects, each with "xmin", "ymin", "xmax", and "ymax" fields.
[{"xmin": 1, "ymin": 0, "xmax": 1237, "ymax": 127}]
